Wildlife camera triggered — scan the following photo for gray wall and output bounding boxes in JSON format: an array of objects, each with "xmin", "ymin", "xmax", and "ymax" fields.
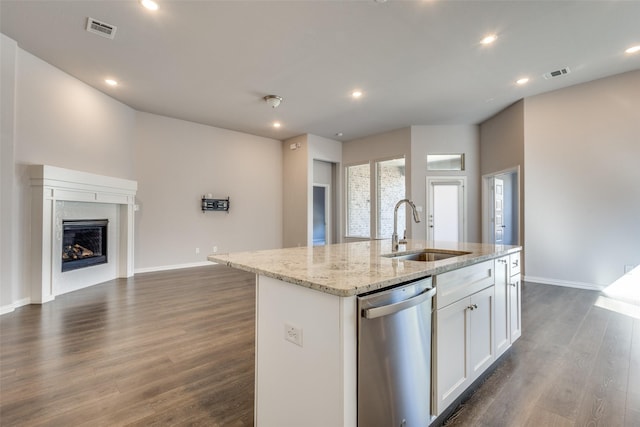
[
  {"xmin": 133, "ymin": 112, "xmax": 283, "ymax": 270},
  {"xmin": 283, "ymin": 134, "xmax": 342, "ymax": 248},
  {"xmin": 282, "ymin": 135, "xmax": 309, "ymax": 248},
  {"xmin": 342, "ymin": 127, "xmax": 411, "ymax": 241},
  {"xmin": 524, "ymin": 70, "xmax": 640, "ymax": 288},
  {"xmin": 3, "ymin": 42, "xmax": 136, "ymax": 312},
  {"xmin": 1, "ymin": 34, "xmax": 17, "ymax": 310},
  {"xmin": 479, "ymin": 100, "xmax": 525, "ymax": 247},
  {"xmin": 1, "ymin": 36, "xmax": 284, "ymax": 311}
]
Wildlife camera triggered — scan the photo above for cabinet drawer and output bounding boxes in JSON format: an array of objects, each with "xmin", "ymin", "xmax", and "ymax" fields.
[
  {"xmin": 436, "ymin": 261, "xmax": 494, "ymax": 309},
  {"xmin": 510, "ymin": 253, "xmax": 521, "ymax": 276}
]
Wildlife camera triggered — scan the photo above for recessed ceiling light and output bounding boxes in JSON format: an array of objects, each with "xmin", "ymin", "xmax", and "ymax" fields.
[
  {"xmin": 516, "ymin": 77, "xmax": 529, "ymax": 85},
  {"xmin": 105, "ymin": 79, "xmax": 118, "ymax": 86},
  {"xmin": 480, "ymin": 34, "xmax": 497, "ymax": 45},
  {"xmin": 273, "ymin": 122, "xmax": 281, "ymax": 128},
  {"xmin": 351, "ymin": 90, "xmax": 363, "ymax": 98},
  {"xmin": 140, "ymin": 0, "xmax": 159, "ymax": 10},
  {"xmin": 335, "ymin": 132, "xmax": 344, "ymax": 137},
  {"xmin": 625, "ymin": 45, "xmax": 640, "ymax": 54}
]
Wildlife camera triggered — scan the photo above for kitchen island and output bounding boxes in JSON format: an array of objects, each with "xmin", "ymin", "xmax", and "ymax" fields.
[{"xmin": 209, "ymin": 240, "xmax": 521, "ymax": 427}]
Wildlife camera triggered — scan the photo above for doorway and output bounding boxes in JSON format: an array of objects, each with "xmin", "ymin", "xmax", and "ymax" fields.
[
  {"xmin": 313, "ymin": 185, "xmax": 329, "ymax": 246},
  {"xmin": 312, "ymin": 159, "xmax": 336, "ymax": 246},
  {"xmin": 482, "ymin": 167, "xmax": 520, "ymax": 245},
  {"xmin": 426, "ymin": 176, "xmax": 467, "ymax": 242}
]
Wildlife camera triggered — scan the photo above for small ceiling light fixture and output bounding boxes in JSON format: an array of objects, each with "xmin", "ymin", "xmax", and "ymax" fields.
[
  {"xmin": 625, "ymin": 45, "xmax": 640, "ymax": 54},
  {"xmin": 273, "ymin": 121, "xmax": 281, "ymax": 128},
  {"xmin": 335, "ymin": 132, "xmax": 344, "ymax": 137},
  {"xmin": 264, "ymin": 95, "xmax": 283, "ymax": 108},
  {"xmin": 105, "ymin": 79, "xmax": 118, "ymax": 86},
  {"xmin": 516, "ymin": 77, "xmax": 530, "ymax": 85},
  {"xmin": 140, "ymin": 0, "xmax": 159, "ymax": 11},
  {"xmin": 351, "ymin": 90, "xmax": 363, "ymax": 98},
  {"xmin": 480, "ymin": 34, "xmax": 498, "ymax": 45}
]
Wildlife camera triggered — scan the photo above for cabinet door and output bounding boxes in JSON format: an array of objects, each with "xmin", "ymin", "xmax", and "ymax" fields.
[
  {"xmin": 509, "ymin": 274, "xmax": 522, "ymax": 342},
  {"xmin": 469, "ymin": 286, "xmax": 494, "ymax": 381},
  {"xmin": 493, "ymin": 257, "xmax": 510, "ymax": 357},
  {"xmin": 435, "ymin": 297, "xmax": 470, "ymax": 414}
]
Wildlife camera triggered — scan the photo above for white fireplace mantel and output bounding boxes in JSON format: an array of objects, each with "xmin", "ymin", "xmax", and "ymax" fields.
[{"xmin": 30, "ymin": 165, "xmax": 137, "ymax": 303}]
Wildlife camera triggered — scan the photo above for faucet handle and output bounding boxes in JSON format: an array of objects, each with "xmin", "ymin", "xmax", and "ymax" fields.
[{"xmin": 399, "ymin": 229, "xmax": 408, "ymax": 244}]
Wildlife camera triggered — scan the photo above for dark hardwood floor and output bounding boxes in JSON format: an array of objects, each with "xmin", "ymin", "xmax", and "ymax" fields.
[
  {"xmin": 445, "ymin": 280, "xmax": 640, "ymax": 427},
  {"xmin": 0, "ymin": 265, "xmax": 256, "ymax": 426},
  {"xmin": 1, "ymin": 265, "xmax": 638, "ymax": 426}
]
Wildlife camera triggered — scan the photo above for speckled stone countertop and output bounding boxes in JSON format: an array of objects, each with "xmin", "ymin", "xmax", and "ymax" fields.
[{"xmin": 208, "ymin": 240, "xmax": 521, "ymax": 297}]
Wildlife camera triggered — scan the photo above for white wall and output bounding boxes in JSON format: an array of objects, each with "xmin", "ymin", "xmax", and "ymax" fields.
[
  {"xmin": 524, "ymin": 70, "xmax": 640, "ymax": 288},
  {"xmin": 133, "ymin": 112, "xmax": 283, "ymax": 270},
  {"xmin": 411, "ymin": 125, "xmax": 480, "ymax": 242}
]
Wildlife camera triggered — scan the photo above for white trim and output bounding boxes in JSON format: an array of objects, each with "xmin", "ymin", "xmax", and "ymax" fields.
[
  {"xmin": 481, "ymin": 166, "xmax": 521, "ymax": 246},
  {"xmin": 134, "ymin": 261, "xmax": 213, "ymax": 274},
  {"xmin": 30, "ymin": 165, "xmax": 137, "ymax": 304},
  {"xmin": 426, "ymin": 176, "xmax": 467, "ymax": 242},
  {"xmin": 0, "ymin": 298, "xmax": 31, "ymax": 316},
  {"xmin": 523, "ymin": 275, "xmax": 605, "ymax": 291}
]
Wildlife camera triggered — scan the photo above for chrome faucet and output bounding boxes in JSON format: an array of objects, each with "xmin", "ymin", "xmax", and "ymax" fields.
[{"xmin": 392, "ymin": 199, "xmax": 421, "ymax": 252}]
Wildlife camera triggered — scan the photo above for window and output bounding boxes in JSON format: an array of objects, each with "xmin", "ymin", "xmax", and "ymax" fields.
[
  {"xmin": 346, "ymin": 157, "xmax": 406, "ymax": 239},
  {"xmin": 346, "ymin": 163, "xmax": 370, "ymax": 238},
  {"xmin": 377, "ymin": 158, "xmax": 406, "ymax": 238}
]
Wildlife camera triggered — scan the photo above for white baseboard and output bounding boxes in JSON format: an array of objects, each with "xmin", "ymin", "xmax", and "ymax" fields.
[
  {"xmin": 0, "ymin": 297, "xmax": 31, "ymax": 316},
  {"xmin": 134, "ymin": 261, "xmax": 215, "ymax": 274},
  {"xmin": 523, "ymin": 275, "xmax": 605, "ymax": 291}
]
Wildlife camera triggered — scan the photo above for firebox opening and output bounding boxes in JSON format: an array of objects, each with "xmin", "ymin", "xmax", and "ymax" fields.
[{"xmin": 62, "ymin": 219, "xmax": 108, "ymax": 272}]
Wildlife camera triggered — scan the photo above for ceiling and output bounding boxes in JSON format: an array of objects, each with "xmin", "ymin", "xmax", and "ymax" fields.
[{"xmin": 1, "ymin": 0, "xmax": 639, "ymax": 142}]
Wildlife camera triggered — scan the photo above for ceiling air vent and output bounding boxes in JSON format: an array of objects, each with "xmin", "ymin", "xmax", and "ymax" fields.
[
  {"xmin": 86, "ymin": 17, "xmax": 117, "ymax": 39},
  {"xmin": 543, "ymin": 67, "xmax": 571, "ymax": 80}
]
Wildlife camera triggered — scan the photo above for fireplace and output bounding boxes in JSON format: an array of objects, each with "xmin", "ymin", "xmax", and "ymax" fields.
[
  {"xmin": 30, "ymin": 165, "xmax": 137, "ymax": 303},
  {"xmin": 61, "ymin": 219, "xmax": 109, "ymax": 272}
]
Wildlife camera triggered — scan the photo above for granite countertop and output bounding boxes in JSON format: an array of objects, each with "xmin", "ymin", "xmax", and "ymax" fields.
[{"xmin": 208, "ymin": 240, "xmax": 521, "ymax": 297}]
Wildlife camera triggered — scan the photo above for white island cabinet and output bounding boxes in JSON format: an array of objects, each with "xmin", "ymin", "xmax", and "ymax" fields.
[
  {"xmin": 209, "ymin": 240, "xmax": 521, "ymax": 427},
  {"xmin": 433, "ymin": 260, "xmax": 495, "ymax": 415}
]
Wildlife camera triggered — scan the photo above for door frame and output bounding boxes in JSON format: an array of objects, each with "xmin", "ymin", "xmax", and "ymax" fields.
[
  {"xmin": 425, "ymin": 176, "xmax": 467, "ymax": 242},
  {"xmin": 481, "ymin": 166, "xmax": 521, "ymax": 245},
  {"xmin": 312, "ymin": 183, "xmax": 331, "ymax": 245}
]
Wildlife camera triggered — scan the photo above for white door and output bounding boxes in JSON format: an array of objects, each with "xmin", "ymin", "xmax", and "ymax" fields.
[
  {"xmin": 426, "ymin": 177, "xmax": 466, "ymax": 242},
  {"xmin": 494, "ymin": 177, "xmax": 504, "ymax": 244}
]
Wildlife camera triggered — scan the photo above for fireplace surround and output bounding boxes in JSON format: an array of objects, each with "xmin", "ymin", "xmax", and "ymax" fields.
[{"xmin": 30, "ymin": 165, "xmax": 137, "ymax": 303}]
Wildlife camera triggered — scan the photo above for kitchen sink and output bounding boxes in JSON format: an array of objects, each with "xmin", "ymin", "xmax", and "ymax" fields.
[{"xmin": 383, "ymin": 249, "xmax": 472, "ymax": 262}]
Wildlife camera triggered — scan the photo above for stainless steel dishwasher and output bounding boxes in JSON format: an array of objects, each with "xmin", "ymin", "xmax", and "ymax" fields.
[{"xmin": 358, "ymin": 276, "xmax": 435, "ymax": 427}]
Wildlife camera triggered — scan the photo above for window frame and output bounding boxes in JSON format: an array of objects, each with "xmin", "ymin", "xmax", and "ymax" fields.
[{"xmin": 344, "ymin": 155, "xmax": 407, "ymax": 240}]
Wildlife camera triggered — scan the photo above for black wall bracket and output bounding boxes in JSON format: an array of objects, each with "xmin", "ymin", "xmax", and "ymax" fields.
[{"xmin": 201, "ymin": 197, "xmax": 230, "ymax": 213}]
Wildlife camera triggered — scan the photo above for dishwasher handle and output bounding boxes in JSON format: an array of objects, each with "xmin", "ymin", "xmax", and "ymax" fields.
[{"xmin": 362, "ymin": 287, "xmax": 436, "ymax": 319}]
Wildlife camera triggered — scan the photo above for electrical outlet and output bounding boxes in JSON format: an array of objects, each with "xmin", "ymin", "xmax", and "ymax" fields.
[
  {"xmin": 213, "ymin": 246, "xmax": 218, "ymax": 253},
  {"xmin": 284, "ymin": 323, "xmax": 303, "ymax": 347},
  {"xmin": 195, "ymin": 247, "xmax": 200, "ymax": 255}
]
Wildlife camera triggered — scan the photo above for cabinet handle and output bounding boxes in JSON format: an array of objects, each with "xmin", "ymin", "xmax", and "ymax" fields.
[
  {"xmin": 467, "ymin": 304, "xmax": 478, "ymax": 311},
  {"xmin": 510, "ymin": 281, "xmax": 517, "ymax": 287},
  {"xmin": 498, "ymin": 259, "xmax": 507, "ymax": 264},
  {"xmin": 512, "ymin": 259, "xmax": 519, "ymax": 266}
]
